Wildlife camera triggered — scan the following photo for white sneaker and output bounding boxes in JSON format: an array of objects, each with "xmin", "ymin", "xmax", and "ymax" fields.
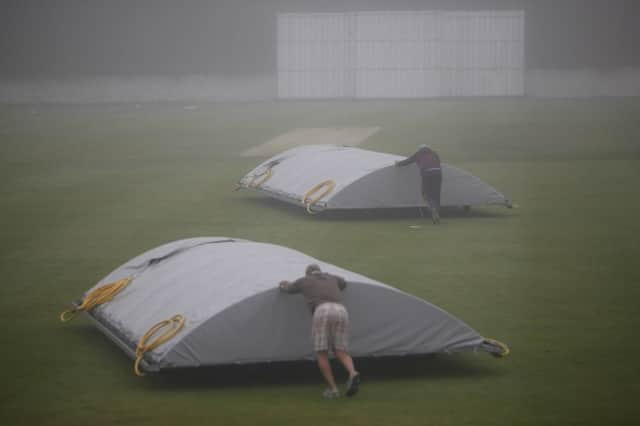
[{"xmin": 322, "ymin": 388, "xmax": 340, "ymax": 399}]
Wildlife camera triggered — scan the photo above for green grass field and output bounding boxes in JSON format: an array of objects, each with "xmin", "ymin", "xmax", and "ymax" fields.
[{"xmin": 1, "ymin": 99, "xmax": 639, "ymax": 426}]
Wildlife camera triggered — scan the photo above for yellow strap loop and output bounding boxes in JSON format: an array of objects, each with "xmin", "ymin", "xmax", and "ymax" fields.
[
  {"xmin": 302, "ymin": 180, "xmax": 335, "ymax": 214},
  {"xmin": 248, "ymin": 167, "xmax": 273, "ymax": 188},
  {"xmin": 59, "ymin": 277, "xmax": 133, "ymax": 322},
  {"xmin": 485, "ymin": 338, "xmax": 510, "ymax": 358},
  {"xmin": 134, "ymin": 314, "xmax": 186, "ymax": 376}
]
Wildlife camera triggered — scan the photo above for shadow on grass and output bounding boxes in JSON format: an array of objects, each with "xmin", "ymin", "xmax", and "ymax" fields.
[
  {"xmin": 149, "ymin": 354, "xmax": 502, "ymax": 391},
  {"xmin": 70, "ymin": 325, "xmax": 503, "ymax": 391},
  {"xmin": 236, "ymin": 196, "xmax": 513, "ymax": 222}
]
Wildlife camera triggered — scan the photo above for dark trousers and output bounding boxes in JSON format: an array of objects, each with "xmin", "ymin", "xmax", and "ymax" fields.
[{"xmin": 421, "ymin": 169, "xmax": 442, "ymax": 210}]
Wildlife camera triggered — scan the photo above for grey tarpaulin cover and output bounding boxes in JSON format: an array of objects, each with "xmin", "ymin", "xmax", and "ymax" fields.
[
  {"xmin": 238, "ymin": 145, "xmax": 512, "ymax": 212},
  {"xmin": 80, "ymin": 237, "xmax": 507, "ymax": 373}
]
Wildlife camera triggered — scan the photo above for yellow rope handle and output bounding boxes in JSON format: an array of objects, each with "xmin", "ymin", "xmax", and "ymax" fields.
[
  {"xmin": 484, "ymin": 338, "xmax": 510, "ymax": 358},
  {"xmin": 248, "ymin": 167, "xmax": 273, "ymax": 188},
  {"xmin": 134, "ymin": 314, "xmax": 186, "ymax": 376},
  {"xmin": 59, "ymin": 277, "xmax": 133, "ymax": 322},
  {"xmin": 302, "ymin": 180, "xmax": 335, "ymax": 214}
]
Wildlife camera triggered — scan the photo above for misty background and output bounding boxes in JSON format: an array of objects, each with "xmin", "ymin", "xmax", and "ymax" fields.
[{"xmin": 1, "ymin": 0, "xmax": 639, "ymax": 102}]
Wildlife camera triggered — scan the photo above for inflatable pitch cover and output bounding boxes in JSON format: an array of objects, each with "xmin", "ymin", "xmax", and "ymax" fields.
[
  {"xmin": 62, "ymin": 237, "xmax": 509, "ymax": 375},
  {"xmin": 238, "ymin": 145, "xmax": 512, "ymax": 213}
]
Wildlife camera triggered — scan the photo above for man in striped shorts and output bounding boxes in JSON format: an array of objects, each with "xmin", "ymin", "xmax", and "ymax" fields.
[{"xmin": 279, "ymin": 264, "xmax": 360, "ymax": 399}]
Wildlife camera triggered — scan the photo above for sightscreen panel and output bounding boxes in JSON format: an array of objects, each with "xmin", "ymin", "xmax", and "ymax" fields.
[
  {"xmin": 278, "ymin": 11, "xmax": 524, "ymax": 98},
  {"xmin": 278, "ymin": 13, "xmax": 355, "ymax": 98}
]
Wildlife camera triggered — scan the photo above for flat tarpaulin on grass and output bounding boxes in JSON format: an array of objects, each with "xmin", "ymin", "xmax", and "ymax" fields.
[
  {"xmin": 238, "ymin": 145, "xmax": 512, "ymax": 213},
  {"xmin": 71, "ymin": 237, "xmax": 507, "ymax": 373}
]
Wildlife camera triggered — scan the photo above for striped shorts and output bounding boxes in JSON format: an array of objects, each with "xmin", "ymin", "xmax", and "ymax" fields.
[{"xmin": 311, "ymin": 302, "xmax": 349, "ymax": 353}]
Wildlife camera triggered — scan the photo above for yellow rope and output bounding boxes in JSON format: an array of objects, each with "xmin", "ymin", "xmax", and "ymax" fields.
[
  {"xmin": 134, "ymin": 314, "xmax": 186, "ymax": 376},
  {"xmin": 59, "ymin": 277, "xmax": 133, "ymax": 322},
  {"xmin": 302, "ymin": 180, "xmax": 335, "ymax": 214},
  {"xmin": 485, "ymin": 338, "xmax": 510, "ymax": 358},
  {"xmin": 248, "ymin": 167, "xmax": 273, "ymax": 188}
]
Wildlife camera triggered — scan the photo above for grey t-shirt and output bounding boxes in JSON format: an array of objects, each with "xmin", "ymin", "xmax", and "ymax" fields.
[{"xmin": 283, "ymin": 272, "xmax": 347, "ymax": 312}]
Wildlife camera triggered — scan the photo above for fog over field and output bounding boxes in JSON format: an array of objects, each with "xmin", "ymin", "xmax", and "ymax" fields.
[{"xmin": 2, "ymin": 0, "xmax": 639, "ymax": 103}]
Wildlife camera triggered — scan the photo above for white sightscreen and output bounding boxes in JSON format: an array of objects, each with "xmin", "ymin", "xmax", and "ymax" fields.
[
  {"xmin": 278, "ymin": 10, "xmax": 524, "ymax": 98},
  {"xmin": 439, "ymin": 11, "xmax": 524, "ymax": 96},
  {"xmin": 355, "ymin": 11, "xmax": 441, "ymax": 98},
  {"xmin": 277, "ymin": 13, "xmax": 355, "ymax": 98}
]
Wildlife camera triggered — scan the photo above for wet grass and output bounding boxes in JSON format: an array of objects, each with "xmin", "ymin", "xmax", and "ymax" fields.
[{"xmin": 1, "ymin": 99, "xmax": 639, "ymax": 425}]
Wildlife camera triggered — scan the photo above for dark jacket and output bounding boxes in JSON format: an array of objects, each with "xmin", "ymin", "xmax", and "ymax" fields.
[{"xmin": 397, "ymin": 147, "xmax": 441, "ymax": 172}]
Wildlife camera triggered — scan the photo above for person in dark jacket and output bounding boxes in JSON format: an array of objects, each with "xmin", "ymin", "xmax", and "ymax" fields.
[
  {"xmin": 395, "ymin": 144, "xmax": 442, "ymax": 223},
  {"xmin": 279, "ymin": 264, "xmax": 360, "ymax": 399}
]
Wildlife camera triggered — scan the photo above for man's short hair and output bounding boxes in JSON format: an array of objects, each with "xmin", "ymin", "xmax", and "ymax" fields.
[{"xmin": 306, "ymin": 264, "xmax": 321, "ymax": 275}]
